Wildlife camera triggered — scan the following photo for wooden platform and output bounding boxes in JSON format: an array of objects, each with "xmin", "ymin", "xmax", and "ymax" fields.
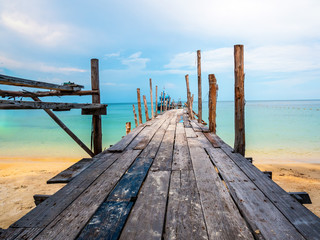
[{"xmin": 1, "ymin": 109, "xmax": 320, "ymax": 240}]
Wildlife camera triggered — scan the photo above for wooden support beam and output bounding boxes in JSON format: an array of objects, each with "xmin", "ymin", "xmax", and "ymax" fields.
[
  {"xmin": 0, "ymin": 89, "xmax": 99, "ymax": 98},
  {"xmin": 0, "ymin": 74, "xmax": 83, "ymax": 91},
  {"xmin": 137, "ymin": 88, "xmax": 143, "ymax": 124},
  {"xmin": 155, "ymin": 85, "xmax": 158, "ymax": 117},
  {"xmin": 234, "ymin": 44, "xmax": 245, "ymax": 156},
  {"xmin": 126, "ymin": 122, "xmax": 131, "ymax": 135},
  {"xmin": 33, "ymin": 194, "xmax": 51, "ymax": 206},
  {"xmin": 143, "ymin": 95, "xmax": 150, "ymax": 121},
  {"xmin": 197, "ymin": 50, "xmax": 202, "ymax": 123},
  {"xmin": 288, "ymin": 192, "xmax": 312, "ymax": 204},
  {"xmin": 32, "ymin": 97, "xmax": 94, "ymax": 157},
  {"xmin": 0, "ymin": 100, "xmax": 107, "ymax": 113},
  {"xmin": 185, "ymin": 74, "xmax": 193, "ymax": 119},
  {"xmin": 160, "ymin": 91, "xmax": 163, "ymax": 113},
  {"xmin": 208, "ymin": 74, "xmax": 218, "ymax": 133},
  {"xmin": 149, "ymin": 78, "xmax": 154, "ymax": 119},
  {"xmin": 163, "ymin": 92, "xmax": 166, "ymax": 111},
  {"xmin": 91, "ymin": 59, "xmax": 102, "ymax": 155},
  {"xmin": 132, "ymin": 104, "xmax": 138, "ymax": 127}
]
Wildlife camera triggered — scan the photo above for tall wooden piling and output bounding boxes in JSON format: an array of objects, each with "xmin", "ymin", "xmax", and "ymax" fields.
[
  {"xmin": 126, "ymin": 122, "xmax": 131, "ymax": 135},
  {"xmin": 143, "ymin": 95, "xmax": 150, "ymax": 121},
  {"xmin": 163, "ymin": 92, "xmax": 166, "ymax": 111},
  {"xmin": 160, "ymin": 91, "xmax": 163, "ymax": 113},
  {"xmin": 155, "ymin": 85, "xmax": 158, "ymax": 117},
  {"xmin": 185, "ymin": 74, "xmax": 193, "ymax": 119},
  {"xmin": 149, "ymin": 78, "xmax": 154, "ymax": 119},
  {"xmin": 197, "ymin": 50, "xmax": 202, "ymax": 123},
  {"xmin": 91, "ymin": 59, "xmax": 102, "ymax": 155},
  {"xmin": 132, "ymin": 104, "xmax": 138, "ymax": 127},
  {"xmin": 234, "ymin": 45, "xmax": 245, "ymax": 156},
  {"xmin": 137, "ymin": 88, "xmax": 143, "ymax": 124},
  {"xmin": 208, "ymin": 74, "xmax": 218, "ymax": 133}
]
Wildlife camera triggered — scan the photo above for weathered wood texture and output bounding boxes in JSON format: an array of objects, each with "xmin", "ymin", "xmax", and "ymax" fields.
[
  {"xmin": 160, "ymin": 91, "xmax": 163, "ymax": 113},
  {"xmin": 208, "ymin": 74, "xmax": 217, "ymax": 133},
  {"xmin": 234, "ymin": 45, "xmax": 245, "ymax": 156},
  {"xmin": 137, "ymin": 88, "xmax": 143, "ymax": 124},
  {"xmin": 197, "ymin": 50, "xmax": 202, "ymax": 123},
  {"xmin": 47, "ymin": 158, "xmax": 94, "ymax": 184},
  {"xmin": 0, "ymin": 89, "xmax": 98, "ymax": 98},
  {"xmin": 126, "ymin": 122, "xmax": 131, "ymax": 135},
  {"xmin": 143, "ymin": 95, "xmax": 150, "ymax": 121},
  {"xmin": 91, "ymin": 58, "xmax": 102, "ymax": 155},
  {"xmin": 0, "ymin": 74, "xmax": 83, "ymax": 91},
  {"xmin": 150, "ymin": 78, "xmax": 154, "ymax": 119},
  {"xmin": 5, "ymin": 109, "xmax": 320, "ymax": 240},
  {"xmin": 185, "ymin": 74, "xmax": 193, "ymax": 119},
  {"xmin": 132, "ymin": 104, "xmax": 138, "ymax": 127},
  {"xmin": 0, "ymin": 100, "xmax": 107, "ymax": 112},
  {"xmin": 155, "ymin": 85, "xmax": 158, "ymax": 117}
]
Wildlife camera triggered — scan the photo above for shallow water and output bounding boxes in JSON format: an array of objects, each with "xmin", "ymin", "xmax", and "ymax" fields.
[{"xmin": 0, "ymin": 100, "xmax": 319, "ymax": 163}]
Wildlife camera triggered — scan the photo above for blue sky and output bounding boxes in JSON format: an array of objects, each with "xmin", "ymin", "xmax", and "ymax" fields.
[{"xmin": 0, "ymin": 0, "xmax": 319, "ymax": 103}]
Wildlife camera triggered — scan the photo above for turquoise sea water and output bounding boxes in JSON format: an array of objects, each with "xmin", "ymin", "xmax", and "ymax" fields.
[{"xmin": 0, "ymin": 100, "xmax": 319, "ymax": 163}]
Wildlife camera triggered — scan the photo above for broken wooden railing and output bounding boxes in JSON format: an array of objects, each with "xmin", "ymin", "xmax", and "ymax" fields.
[{"xmin": 0, "ymin": 58, "xmax": 106, "ymax": 157}]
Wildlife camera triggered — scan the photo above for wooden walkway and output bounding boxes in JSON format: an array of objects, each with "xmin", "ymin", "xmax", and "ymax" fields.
[{"xmin": 1, "ymin": 109, "xmax": 320, "ymax": 240}]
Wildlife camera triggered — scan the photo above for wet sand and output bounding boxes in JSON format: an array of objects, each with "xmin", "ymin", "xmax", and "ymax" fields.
[{"xmin": 0, "ymin": 160, "xmax": 319, "ymax": 229}]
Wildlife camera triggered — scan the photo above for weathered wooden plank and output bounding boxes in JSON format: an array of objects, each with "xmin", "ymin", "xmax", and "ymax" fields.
[
  {"xmin": 33, "ymin": 194, "xmax": 50, "ymax": 206},
  {"xmin": 204, "ymin": 144, "xmax": 305, "ymax": 240},
  {"xmin": 0, "ymin": 89, "xmax": 98, "ymax": 98},
  {"xmin": 190, "ymin": 120, "xmax": 202, "ymax": 132},
  {"xmin": 164, "ymin": 170, "xmax": 208, "ymax": 240},
  {"xmin": 119, "ymin": 171, "xmax": 170, "ymax": 240},
  {"xmin": 0, "ymin": 74, "xmax": 83, "ymax": 91},
  {"xmin": 185, "ymin": 127, "xmax": 197, "ymax": 138},
  {"xmin": 35, "ymin": 150, "xmax": 141, "ymax": 240},
  {"xmin": 47, "ymin": 158, "xmax": 94, "ymax": 184},
  {"xmin": 203, "ymin": 132, "xmax": 220, "ymax": 148},
  {"xmin": 107, "ymin": 157, "xmax": 153, "ymax": 201},
  {"xmin": 0, "ymin": 227, "xmax": 42, "ymax": 240},
  {"xmin": 132, "ymin": 112, "xmax": 169, "ymax": 150},
  {"xmin": 151, "ymin": 123, "xmax": 176, "ymax": 171},
  {"xmin": 172, "ymin": 123, "xmax": 192, "ymax": 170},
  {"xmin": 108, "ymin": 124, "xmax": 146, "ymax": 152},
  {"xmin": 12, "ymin": 152, "xmax": 119, "ymax": 228},
  {"xmin": 77, "ymin": 201, "xmax": 133, "ymax": 240},
  {"xmin": 187, "ymin": 137, "xmax": 253, "ymax": 239},
  {"xmin": 220, "ymin": 142, "xmax": 320, "ymax": 240},
  {"xmin": 0, "ymin": 100, "xmax": 107, "ymax": 113}
]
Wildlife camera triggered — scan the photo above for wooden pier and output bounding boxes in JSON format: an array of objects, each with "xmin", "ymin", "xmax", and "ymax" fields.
[{"xmin": 1, "ymin": 108, "xmax": 320, "ymax": 240}]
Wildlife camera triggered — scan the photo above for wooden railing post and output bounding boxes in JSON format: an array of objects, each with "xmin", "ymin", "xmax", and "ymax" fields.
[
  {"xmin": 163, "ymin": 92, "xmax": 166, "ymax": 111},
  {"xmin": 132, "ymin": 104, "xmax": 138, "ymax": 127},
  {"xmin": 149, "ymin": 78, "xmax": 154, "ymax": 119},
  {"xmin": 197, "ymin": 50, "xmax": 202, "ymax": 123},
  {"xmin": 91, "ymin": 58, "xmax": 102, "ymax": 155},
  {"xmin": 137, "ymin": 88, "xmax": 143, "ymax": 124},
  {"xmin": 143, "ymin": 95, "xmax": 150, "ymax": 121},
  {"xmin": 234, "ymin": 45, "xmax": 245, "ymax": 156},
  {"xmin": 208, "ymin": 74, "xmax": 218, "ymax": 133},
  {"xmin": 155, "ymin": 85, "xmax": 158, "ymax": 117},
  {"xmin": 185, "ymin": 74, "xmax": 193, "ymax": 119},
  {"xmin": 126, "ymin": 122, "xmax": 131, "ymax": 135},
  {"xmin": 160, "ymin": 91, "xmax": 163, "ymax": 113}
]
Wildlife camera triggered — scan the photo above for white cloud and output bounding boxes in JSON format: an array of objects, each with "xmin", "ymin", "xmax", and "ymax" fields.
[
  {"xmin": 104, "ymin": 52, "xmax": 120, "ymax": 58},
  {"xmin": 0, "ymin": 55, "xmax": 86, "ymax": 74},
  {"xmin": 1, "ymin": 12, "xmax": 70, "ymax": 47},
  {"xmin": 122, "ymin": 52, "xmax": 149, "ymax": 70},
  {"xmin": 165, "ymin": 45, "xmax": 320, "ymax": 73}
]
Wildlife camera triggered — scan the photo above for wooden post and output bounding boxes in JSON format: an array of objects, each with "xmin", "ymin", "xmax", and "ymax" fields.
[
  {"xmin": 168, "ymin": 97, "xmax": 171, "ymax": 110},
  {"xmin": 143, "ymin": 95, "xmax": 150, "ymax": 121},
  {"xmin": 137, "ymin": 88, "xmax": 143, "ymax": 124},
  {"xmin": 185, "ymin": 74, "xmax": 193, "ymax": 119},
  {"xmin": 197, "ymin": 50, "xmax": 202, "ymax": 123},
  {"xmin": 91, "ymin": 59, "xmax": 102, "ymax": 155},
  {"xmin": 234, "ymin": 45, "xmax": 245, "ymax": 156},
  {"xmin": 163, "ymin": 92, "xmax": 166, "ymax": 111},
  {"xmin": 155, "ymin": 85, "xmax": 158, "ymax": 117},
  {"xmin": 208, "ymin": 74, "xmax": 218, "ymax": 133},
  {"xmin": 160, "ymin": 91, "xmax": 163, "ymax": 113},
  {"xmin": 126, "ymin": 122, "xmax": 131, "ymax": 135},
  {"xmin": 32, "ymin": 96, "xmax": 94, "ymax": 157},
  {"xmin": 149, "ymin": 78, "xmax": 154, "ymax": 119},
  {"xmin": 132, "ymin": 104, "xmax": 138, "ymax": 127}
]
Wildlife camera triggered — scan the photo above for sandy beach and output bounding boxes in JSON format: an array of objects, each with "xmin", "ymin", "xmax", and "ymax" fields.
[{"xmin": 0, "ymin": 159, "xmax": 319, "ymax": 229}]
